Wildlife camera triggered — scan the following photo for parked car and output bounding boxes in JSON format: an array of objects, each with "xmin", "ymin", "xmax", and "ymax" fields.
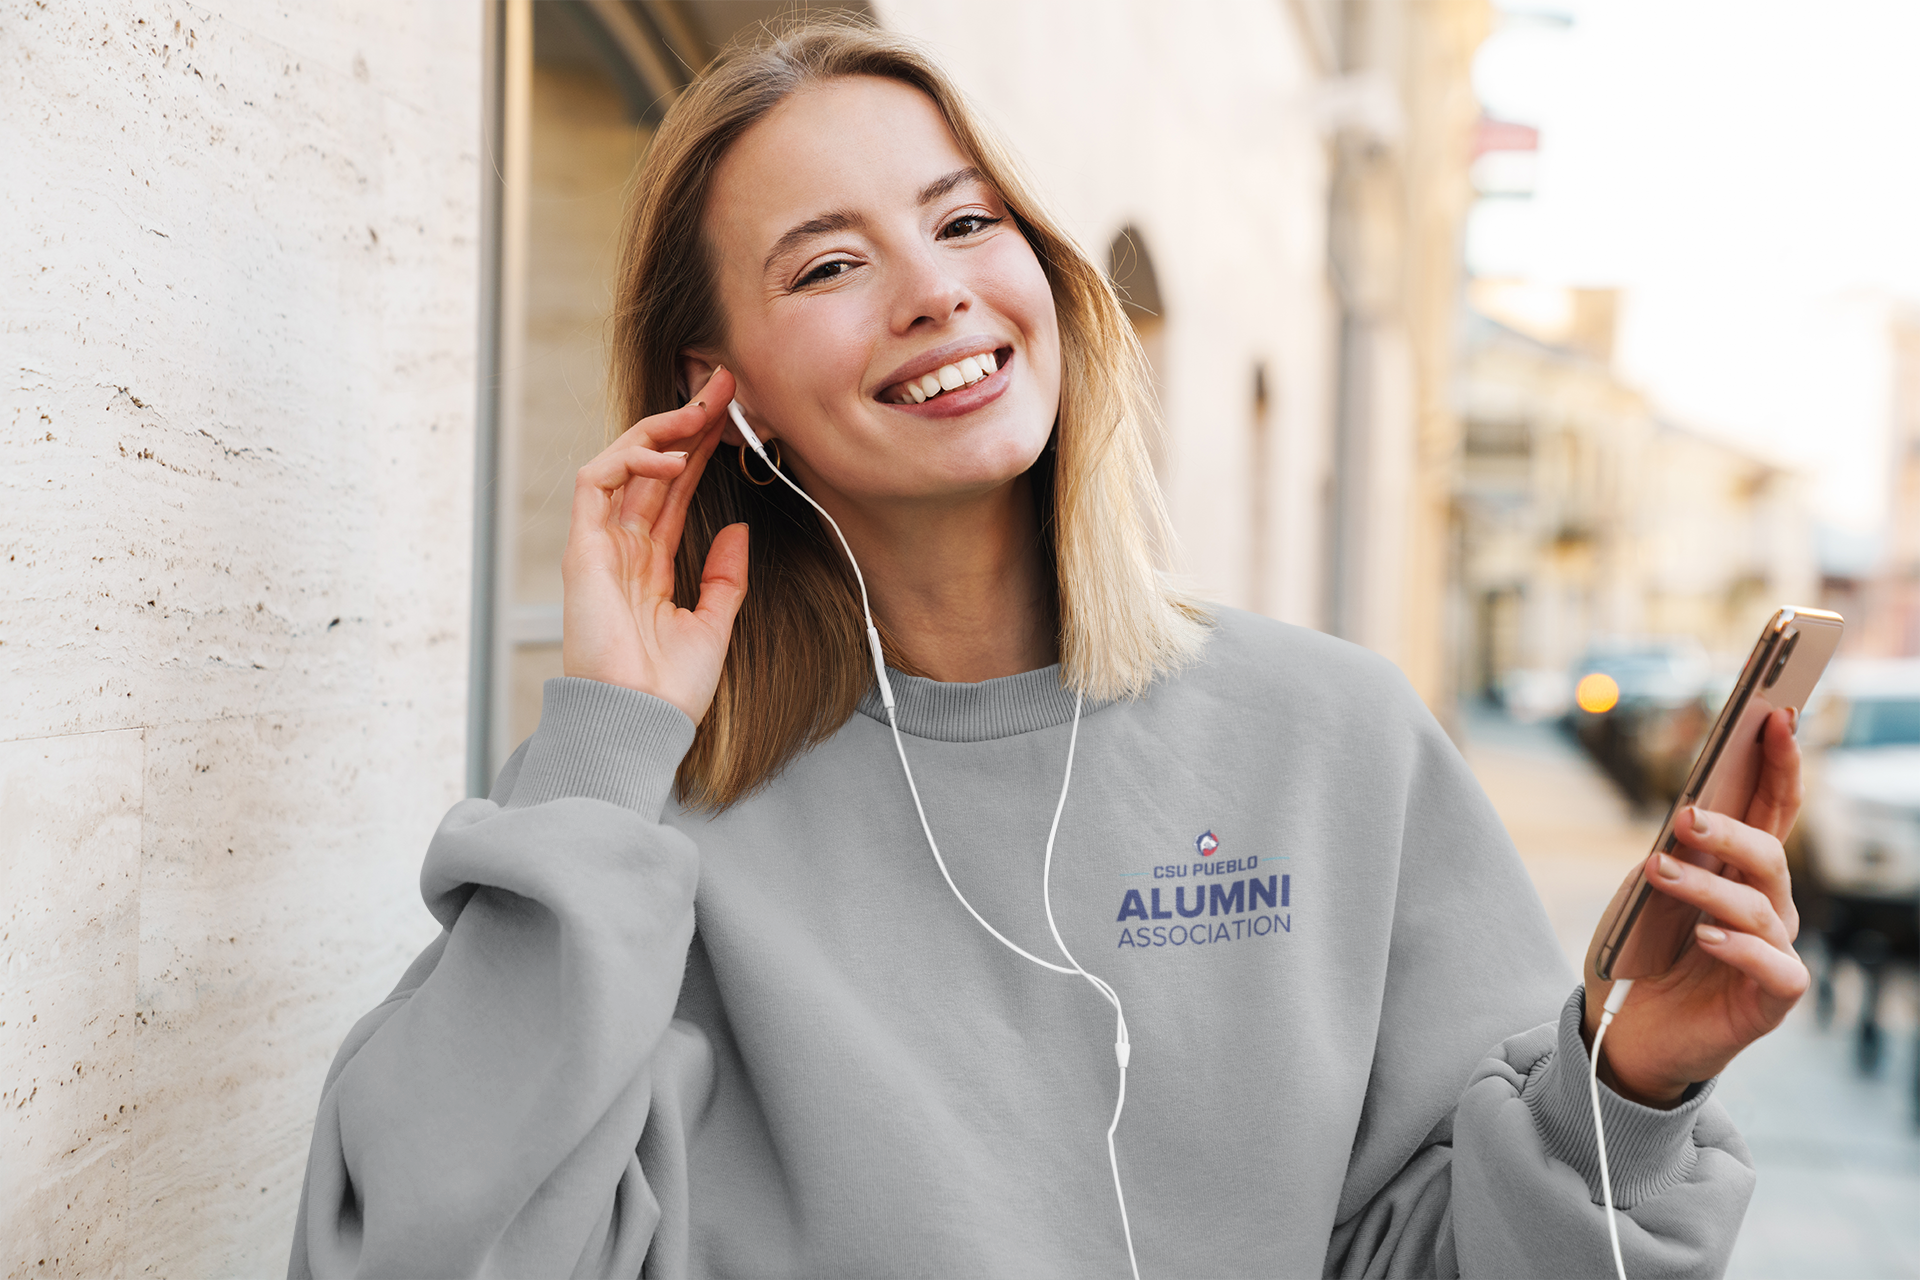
[
  {"xmin": 1494, "ymin": 667, "xmax": 1573, "ymax": 724},
  {"xmin": 1564, "ymin": 640, "xmax": 1712, "ymax": 810},
  {"xmin": 1796, "ymin": 658, "xmax": 1920, "ymax": 1086}
]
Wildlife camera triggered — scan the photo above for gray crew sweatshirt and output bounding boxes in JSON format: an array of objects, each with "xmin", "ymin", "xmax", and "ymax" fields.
[{"xmin": 290, "ymin": 609, "xmax": 1754, "ymax": 1278}]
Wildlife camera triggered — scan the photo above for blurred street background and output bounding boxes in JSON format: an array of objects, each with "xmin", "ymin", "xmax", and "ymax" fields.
[
  {"xmin": 1461, "ymin": 7, "xmax": 1920, "ymax": 1274},
  {"xmin": 1466, "ymin": 706, "xmax": 1920, "ymax": 1278},
  {"xmin": 6, "ymin": 0, "xmax": 1918, "ymax": 1274}
]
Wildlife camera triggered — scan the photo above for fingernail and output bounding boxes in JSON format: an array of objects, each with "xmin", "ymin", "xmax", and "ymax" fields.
[
  {"xmin": 1656, "ymin": 852, "xmax": 1684, "ymax": 880},
  {"xmin": 664, "ymin": 450, "xmax": 688, "ymax": 459},
  {"xmin": 1696, "ymin": 923, "xmax": 1727, "ymax": 945},
  {"xmin": 1787, "ymin": 706, "xmax": 1799, "ymax": 732},
  {"xmin": 692, "ymin": 399, "xmax": 706, "ymax": 410},
  {"xmin": 1689, "ymin": 806, "xmax": 1712, "ymax": 837}
]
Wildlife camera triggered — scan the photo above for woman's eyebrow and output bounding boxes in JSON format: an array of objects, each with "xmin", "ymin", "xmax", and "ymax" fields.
[
  {"xmin": 760, "ymin": 169, "xmax": 987, "ymax": 277},
  {"xmin": 916, "ymin": 166, "xmax": 984, "ymax": 206},
  {"xmin": 763, "ymin": 210, "xmax": 863, "ymax": 275}
]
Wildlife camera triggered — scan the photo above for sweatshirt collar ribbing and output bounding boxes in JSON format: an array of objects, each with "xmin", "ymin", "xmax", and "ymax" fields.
[{"xmin": 855, "ymin": 664, "xmax": 1099, "ymax": 742}]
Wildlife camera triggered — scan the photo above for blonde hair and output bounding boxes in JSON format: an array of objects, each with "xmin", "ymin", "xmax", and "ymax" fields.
[{"xmin": 610, "ymin": 15, "xmax": 1207, "ymax": 809}]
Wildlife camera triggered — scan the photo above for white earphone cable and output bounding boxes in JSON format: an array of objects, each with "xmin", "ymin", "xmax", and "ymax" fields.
[
  {"xmin": 1590, "ymin": 978, "xmax": 1634, "ymax": 1280},
  {"xmin": 728, "ymin": 403, "xmax": 1140, "ymax": 1280},
  {"xmin": 1038, "ymin": 692, "xmax": 1139, "ymax": 1280},
  {"xmin": 882, "ymin": 697, "xmax": 1138, "ymax": 1280}
]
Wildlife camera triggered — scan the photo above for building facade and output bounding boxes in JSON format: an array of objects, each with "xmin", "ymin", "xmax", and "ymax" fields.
[
  {"xmin": 1457, "ymin": 286, "xmax": 1817, "ymax": 710},
  {"xmin": 2, "ymin": 4, "xmax": 479, "ymax": 1274}
]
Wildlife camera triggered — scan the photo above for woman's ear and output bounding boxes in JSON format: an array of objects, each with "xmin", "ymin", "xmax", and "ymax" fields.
[{"xmin": 680, "ymin": 350, "xmax": 751, "ymax": 445}]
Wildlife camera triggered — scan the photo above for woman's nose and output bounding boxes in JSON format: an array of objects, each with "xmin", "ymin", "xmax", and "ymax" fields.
[{"xmin": 890, "ymin": 244, "xmax": 971, "ymax": 332}]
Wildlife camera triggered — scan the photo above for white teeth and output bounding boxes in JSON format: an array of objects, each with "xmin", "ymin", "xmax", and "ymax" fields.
[{"xmin": 893, "ymin": 350, "xmax": 1003, "ymax": 405}]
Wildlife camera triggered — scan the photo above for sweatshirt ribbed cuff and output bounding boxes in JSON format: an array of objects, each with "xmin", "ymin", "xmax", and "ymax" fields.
[
  {"xmin": 1524, "ymin": 986, "xmax": 1716, "ymax": 1208},
  {"xmin": 502, "ymin": 677, "xmax": 696, "ymax": 818}
]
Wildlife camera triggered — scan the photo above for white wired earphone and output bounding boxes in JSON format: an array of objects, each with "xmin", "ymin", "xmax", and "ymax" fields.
[
  {"xmin": 728, "ymin": 401, "xmax": 1142, "ymax": 1280},
  {"xmin": 732, "ymin": 399, "xmax": 1637, "ymax": 1280},
  {"xmin": 1590, "ymin": 977, "xmax": 1635, "ymax": 1280}
]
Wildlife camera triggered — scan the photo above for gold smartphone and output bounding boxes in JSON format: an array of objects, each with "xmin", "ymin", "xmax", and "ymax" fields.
[{"xmin": 1593, "ymin": 607, "xmax": 1845, "ymax": 981}]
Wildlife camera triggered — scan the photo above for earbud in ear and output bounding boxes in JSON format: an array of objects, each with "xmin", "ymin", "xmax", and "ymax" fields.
[{"xmin": 728, "ymin": 401, "xmax": 771, "ymax": 458}]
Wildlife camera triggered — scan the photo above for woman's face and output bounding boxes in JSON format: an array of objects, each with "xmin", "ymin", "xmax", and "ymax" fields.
[{"xmin": 694, "ymin": 76, "xmax": 1062, "ymax": 509}]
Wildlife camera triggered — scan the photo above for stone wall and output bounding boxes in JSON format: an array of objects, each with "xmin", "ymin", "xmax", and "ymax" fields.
[{"xmin": 0, "ymin": 3, "xmax": 479, "ymax": 1274}]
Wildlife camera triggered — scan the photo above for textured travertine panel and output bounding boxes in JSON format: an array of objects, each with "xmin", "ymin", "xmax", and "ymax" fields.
[
  {"xmin": 130, "ymin": 712, "xmax": 443, "ymax": 1278},
  {"xmin": 1, "ymin": 0, "xmax": 479, "ymax": 742},
  {"xmin": 1, "ymin": 1, "xmax": 479, "ymax": 1274},
  {"xmin": 0, "ymin": 731, "xmax": 143, "ymax": 1280}
]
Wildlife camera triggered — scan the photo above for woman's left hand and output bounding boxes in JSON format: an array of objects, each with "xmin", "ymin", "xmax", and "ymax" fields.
[{"xmin": 1582, "ymin": 706, "xmax": 1811, "ymax": 1106}]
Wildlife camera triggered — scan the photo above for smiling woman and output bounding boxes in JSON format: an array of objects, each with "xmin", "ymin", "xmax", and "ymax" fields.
[
  {"xmin": 289, "ymin": 15, "xmax": 1798, "ymax": 1280},
  {"xmin": 607, "ymin": 31, "xmax": 1203, "ymax": 809}
]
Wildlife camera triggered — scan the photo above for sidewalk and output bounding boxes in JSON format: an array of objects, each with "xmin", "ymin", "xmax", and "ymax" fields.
[{"xmin": 1461, "ymin": 707, "xmax": 1920, "ymax": 1280}]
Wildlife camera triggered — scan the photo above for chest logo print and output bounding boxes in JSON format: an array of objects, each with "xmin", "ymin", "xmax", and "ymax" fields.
[{"xmin": 1113, "ymin": 828, "xmax": 1292, "ymax": 951}]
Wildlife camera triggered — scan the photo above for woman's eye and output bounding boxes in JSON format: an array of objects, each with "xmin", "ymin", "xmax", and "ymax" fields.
[
  {"xmin": 796, "ymin": 259, "xmax": 856, "ymax": 288},
  {"xmin": 940, "ymin": 213, "xmax": 1002, "ymax": 239}
]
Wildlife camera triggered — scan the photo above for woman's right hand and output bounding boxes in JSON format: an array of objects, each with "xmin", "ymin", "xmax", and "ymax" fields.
[{"xmin": 561, "ymin": 366, "xmax": 748, "ymax": 724}]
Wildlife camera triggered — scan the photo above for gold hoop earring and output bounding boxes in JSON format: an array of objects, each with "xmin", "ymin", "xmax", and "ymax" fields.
[{"xmin": 738, "ymin": 438, "xmax": 781, "ymax": 486}]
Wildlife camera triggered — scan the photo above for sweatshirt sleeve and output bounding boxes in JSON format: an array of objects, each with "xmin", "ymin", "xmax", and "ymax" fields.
[
  {"xmin": 288, "ymin": 677, "xmax": 702, "ymax": 1280},
  {"xmin": 1323, "ymin": 697, "xmax": 1755, "ymax": 1278}
]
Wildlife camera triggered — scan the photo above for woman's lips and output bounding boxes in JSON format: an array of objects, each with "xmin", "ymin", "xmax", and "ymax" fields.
[{"xmin": 879, "ymin": 347, "xmax": 1014, "ymax": 419}]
